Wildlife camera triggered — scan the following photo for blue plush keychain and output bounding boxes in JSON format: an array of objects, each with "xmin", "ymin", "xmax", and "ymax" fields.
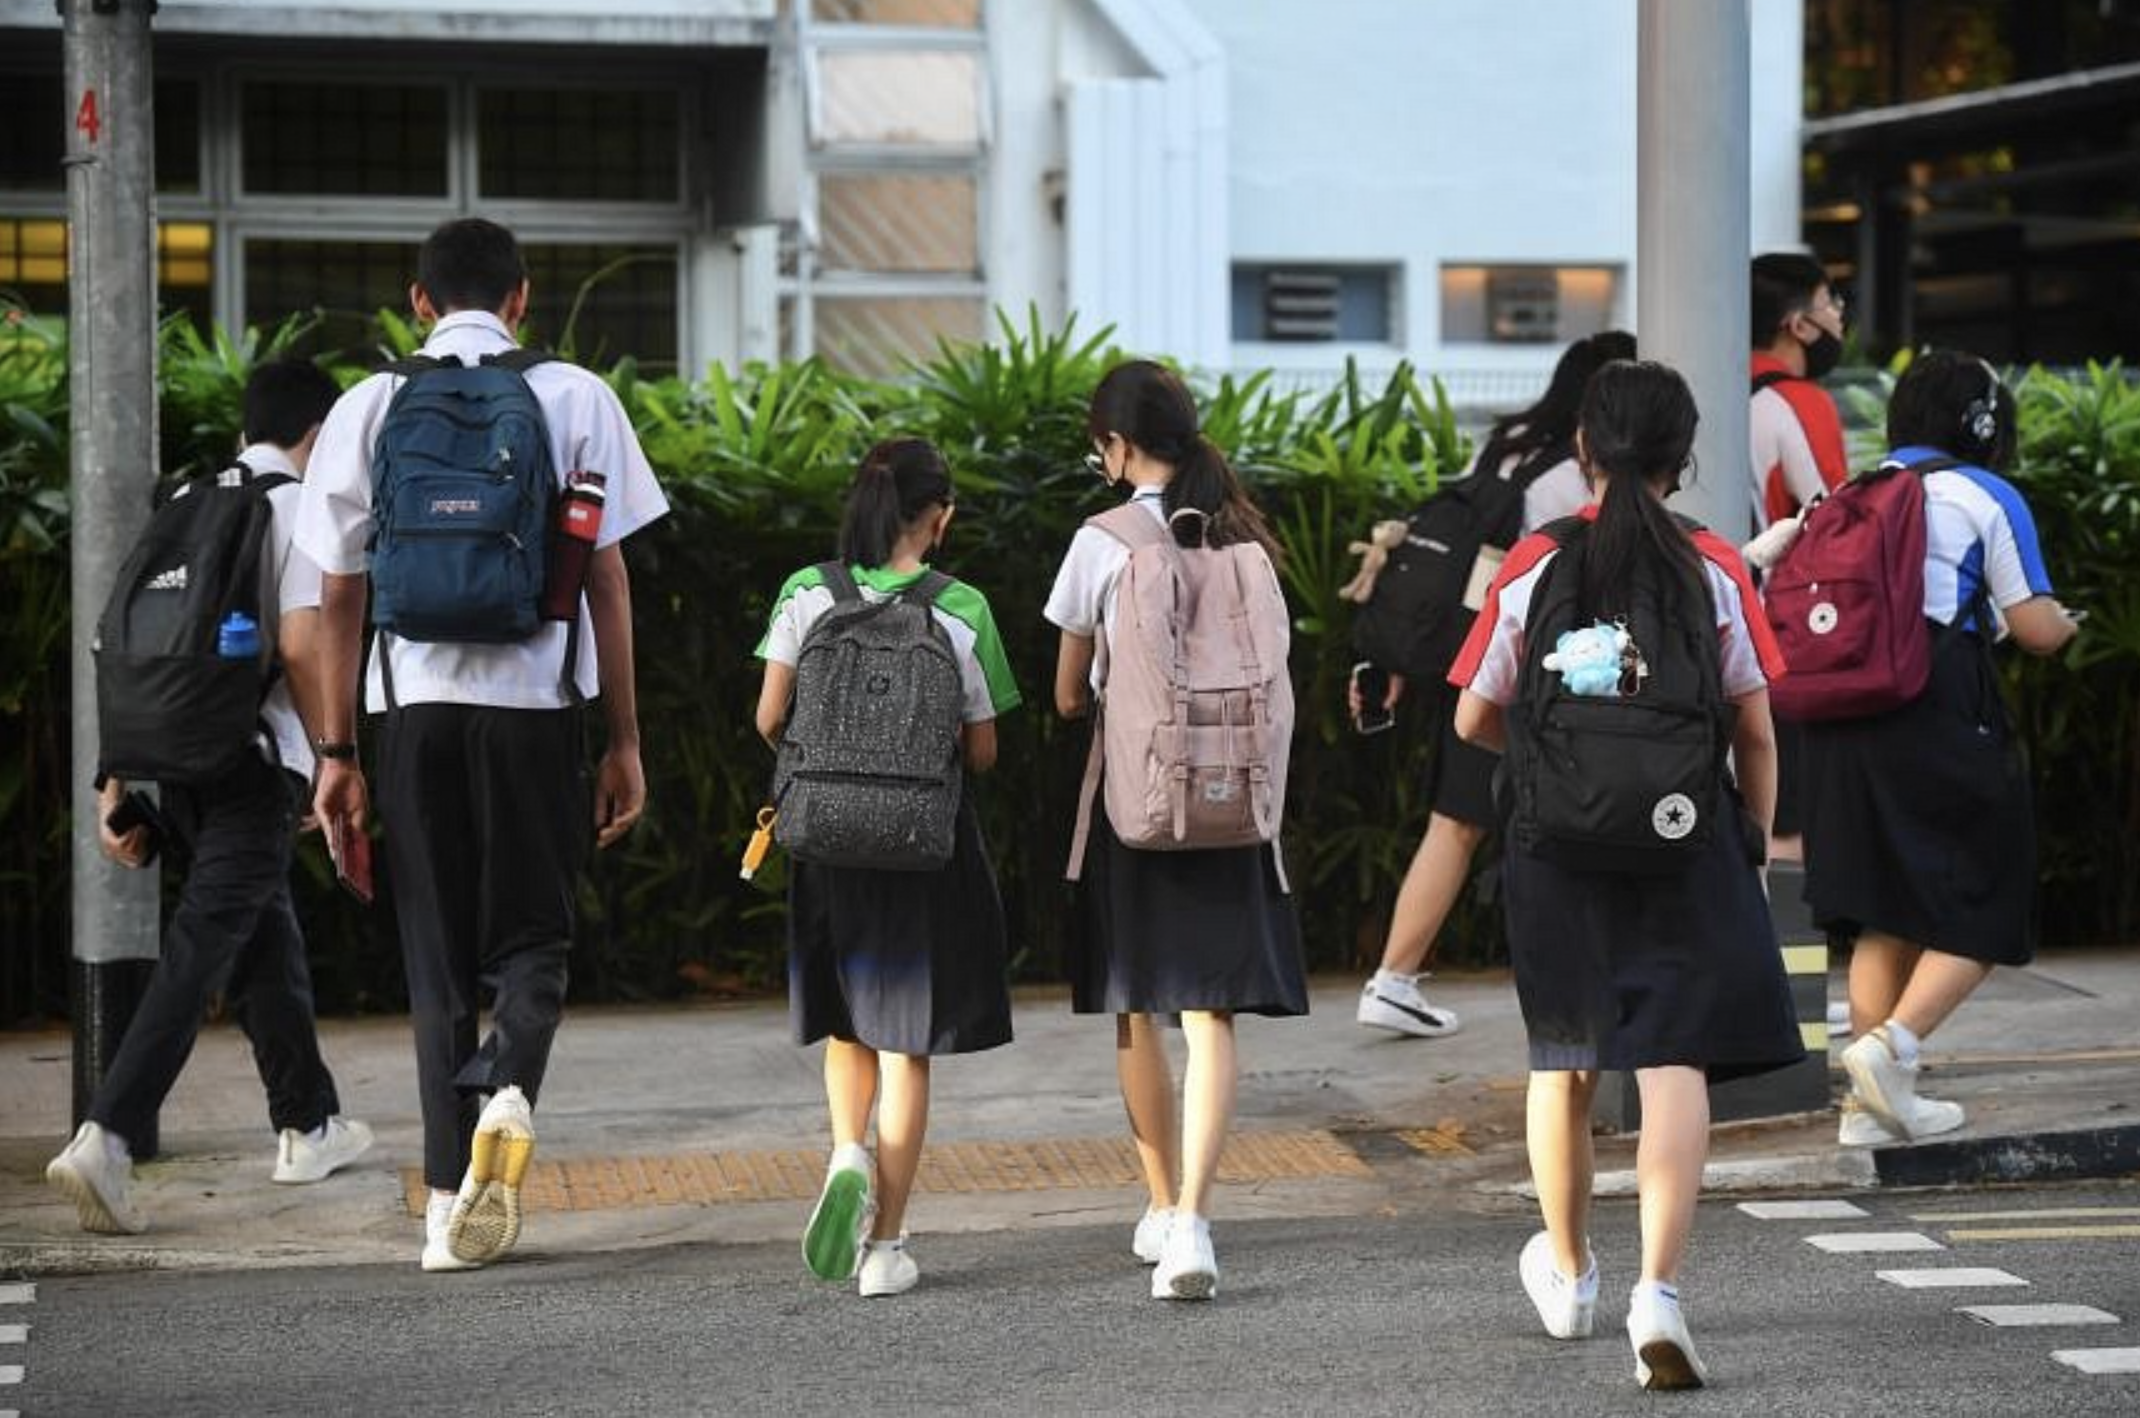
[{"xmin": 1543, "ymin": 620, "xmax": 1645, "ymax": 697}]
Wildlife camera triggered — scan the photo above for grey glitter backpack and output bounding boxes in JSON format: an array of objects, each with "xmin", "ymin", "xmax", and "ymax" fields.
[{"xmin": 772, "ymin": 562, "xmax": 965, "ymax": 871}]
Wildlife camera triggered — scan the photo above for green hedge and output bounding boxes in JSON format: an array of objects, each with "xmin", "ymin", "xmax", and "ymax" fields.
[{"xmin": 3, "ymin": 303, "xmax": 2136, "ymax": 1021}]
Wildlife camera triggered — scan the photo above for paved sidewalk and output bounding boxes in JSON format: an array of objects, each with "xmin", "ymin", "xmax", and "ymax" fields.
[{"xmin": 2, "ymin": 951, "xmax": 2134, "ymax": 1277}]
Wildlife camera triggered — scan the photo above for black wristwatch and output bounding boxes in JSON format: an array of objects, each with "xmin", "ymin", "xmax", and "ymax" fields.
[{"xmin": 313, "ymin": 739, "xmax": 358, "ymax": 761}]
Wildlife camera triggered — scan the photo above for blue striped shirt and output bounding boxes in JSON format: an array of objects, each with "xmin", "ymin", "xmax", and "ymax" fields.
[{"xmin": 1888, "ymin": 446, "xmax": 2054, "ymax": 631}]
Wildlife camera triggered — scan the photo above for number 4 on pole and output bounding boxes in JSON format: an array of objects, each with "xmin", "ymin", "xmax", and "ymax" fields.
[{"xmin": 76, "ymin": 88, "xmax": 101, "ymax": 145}]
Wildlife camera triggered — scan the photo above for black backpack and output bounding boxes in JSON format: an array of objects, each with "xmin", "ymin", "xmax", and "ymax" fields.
[
  {"xmin": 772, "ymin": 564, "xmax": 967, "ymax": 871},
  {"xmin": 1352, "ymin": 438, "xmax": 1564, "ymax": 681},
  {"xmin": 94, "ymin": 461, "xmax": 293, "ymax": 785},
  {"xmin": 1505, "ymin": 517, "xmax": 1737, "ymax": 875}
]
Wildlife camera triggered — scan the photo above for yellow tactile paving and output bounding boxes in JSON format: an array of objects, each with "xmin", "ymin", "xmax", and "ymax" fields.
[
  {"xmin": 400, "ymin": 1127, "xmax": 1373, "ymax": 1216},
  {"xmin": 1393, "ymin": 1124, "xmax": 1476, "ymax": 1157}
]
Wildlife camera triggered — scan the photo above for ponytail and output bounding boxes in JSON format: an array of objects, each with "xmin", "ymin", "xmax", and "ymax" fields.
[
  {"xmin": 1575, "ymin": 360, "xmax": 1704, "ymax": 616},
  {"xmin": 836, "ymin": 437, "xmax": 953, "ymax": 568},
  {"xmin": 1089, "ymin": 359, "xmax": 1278, "ymax": 558},
  {"xmin": 1165, "ymin": 434, "xmax": 1278, "ymax": 556}
]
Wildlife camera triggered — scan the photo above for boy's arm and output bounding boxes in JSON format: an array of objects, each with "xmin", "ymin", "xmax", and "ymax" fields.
[{"xmin": 586, "ymin": 542, "xmax": 645, "ymax": 848}]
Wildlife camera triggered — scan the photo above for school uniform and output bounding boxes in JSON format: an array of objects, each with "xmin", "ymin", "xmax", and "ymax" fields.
[
  {"xmin": 1044, "ymin": 488, "xmax": 1309, "ymax": 1018},
  {"xmin": 294, "ymin": 309, "xmax": 670, "ymax": 1191},
  {"xmin": 1799, "ymin": 447, "xmax": 2053, "ymax": 966},
  {"xmin": 759, "ymin": 564, "xmax": 1018, "ymax": 1056},
  {"xmin": 1449, "ymin": 510, "xmax": 1803, "ymax": 1080},
  {"xmin": 88, "ymin": 445, "xmax": 343, "ymax": 1147}
]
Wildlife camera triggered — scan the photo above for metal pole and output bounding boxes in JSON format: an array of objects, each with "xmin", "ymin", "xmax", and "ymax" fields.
[
  {"xmin": 64, "ymin": 0, "xmax": 162, "ymax": 1154},
  {"xmin": 1638, "ymin": 0, "xmax": 1752, "ymax": 540}
]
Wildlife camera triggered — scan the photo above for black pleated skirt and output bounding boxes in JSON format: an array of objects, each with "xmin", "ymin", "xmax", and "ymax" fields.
[
  {"xmin": 1502, "ymin": 801, "xmax": 1803, "ymax": 1082},
  {"xmin": 787, "ymin": 795, "xmax": 1013, "ymax": 1056},
  {"xmin": 1800, "ymin": 630, "xmax": 2035, "ymax": 965},
  {"xmin": 1068, "ymin": 814, "xmax": 1309, "ymax": 1017}
]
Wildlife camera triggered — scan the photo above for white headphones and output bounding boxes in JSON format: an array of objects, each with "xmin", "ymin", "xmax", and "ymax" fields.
[{"xmin": 1962, "ymin": 360, "xmax": 2002, "ymax": 447}]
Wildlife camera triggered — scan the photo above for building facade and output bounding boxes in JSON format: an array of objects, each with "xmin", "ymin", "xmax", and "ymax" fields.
[{"xmin": 1, "ymin": 0, "xmax": 1806, "ymax": 398}]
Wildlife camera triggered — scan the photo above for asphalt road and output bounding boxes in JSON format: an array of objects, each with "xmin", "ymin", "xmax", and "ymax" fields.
[{"xmin": 12, "ymin": 1184, "xmax": 2139, "ymax": 1417}]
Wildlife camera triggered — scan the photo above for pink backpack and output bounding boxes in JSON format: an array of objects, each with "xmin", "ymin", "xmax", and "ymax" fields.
[
  {"xmin": 1765, "ymin": 455, "xmax": 1952, "ymax": 722},
  {"xmin": 1066, "ymin": 503, "xmax": 1295, "ymax": 887}
]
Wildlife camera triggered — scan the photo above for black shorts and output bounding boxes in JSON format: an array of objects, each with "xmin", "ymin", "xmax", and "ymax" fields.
[{"xmin": 1425, "ymin": 687, "xmax": 1498, "ymax": 828}]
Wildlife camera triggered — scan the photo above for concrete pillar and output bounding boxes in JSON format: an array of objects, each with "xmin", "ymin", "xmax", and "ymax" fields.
[
  {"xmin": 64, "ymin": 0, "xmax": 162, "ymax": 1141},
  {"xmin": 1638, "ymin": 0, "xmax": 1752, "ymax": 539}
]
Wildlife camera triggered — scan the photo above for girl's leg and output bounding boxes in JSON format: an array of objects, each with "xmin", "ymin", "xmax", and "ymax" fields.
[
  {"xmin": 1632, "ymin": 1065, "xmax": 1709, "ymax": 1286},
  {"xmin": 1525, "ymin": 1069, "xmax": 1599, "ymax": 1278},
  {"xmin": 1888, "ymin": 949, "xmax": 1995, "ymax": 1042},
  {"xmin": 1116, "ymin": 1013, "xmax": 1178, "ymax": 1209},
  {"xmin": 1175, "ymin": 1010, "xmax": 1237, "ymax": 1219},
  {"xmin": 1377, "ymin": 814, "xmax": 1489, "ymax": 975},
  {"xmin": 1847, "ymin": 930, "xmax": 1922, "ymax": 1036},
  {"xmin": 871, "ymin": 1053, "xmax": 931, "ymax": 1240},
  {"xmin": 823, "ymin": 1037, "xmax": 880, "ymax": 1148}
]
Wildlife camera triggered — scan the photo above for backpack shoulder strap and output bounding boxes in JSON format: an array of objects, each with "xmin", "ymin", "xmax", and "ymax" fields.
[
  {"xmin": 1506, "ymin": 441, "xmax": 1571, "ymax": 490},
  {"xmin": 481, "ymin": 348, "xmax": 555, "ymax": 376},
  {"xmin": 1751, "ymin": 368, "xmax": 1795, "ymax": 396},
  {"xmin": 903, "ymin": 569, "xmax": 954, "ymax": 609},
  {"xmin": 1088, "ymin": 502, "xmax": 1166, "ymax": 550},
  {"xmin": 383, "ymin": 354, "xmax": 454, "ymax": 379},
  {"xmin": 817, "ymin": 561, "xmax": 862, "ymax": 604}
]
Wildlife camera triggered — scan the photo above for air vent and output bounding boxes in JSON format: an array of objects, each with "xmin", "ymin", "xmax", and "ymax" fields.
[{"xmin": 1263, "ymin": 269, "xmax": 1343, "ymax": 341}]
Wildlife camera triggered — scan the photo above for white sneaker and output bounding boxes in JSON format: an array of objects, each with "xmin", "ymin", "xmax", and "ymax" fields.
[
  {"xmin": 1838, "ymin": 1093, "xmax": 1965, "ymax": 1147},
  {"xmin": 803, "ymin": 1142, "xmax": 874, "ymax": 1281},
  {"xmin": 421, "ymin": 1192, "xmax": 481, "ymax": 1273},
  {"xmin": 46, "ymin": 1121, "xmax": 146, "ymax": 1235},
  {"xmin": 448, "ymin": 1086, "xmax": 535, "ymax": 1265},
  {"xmin": 1841, "ymin": 1028, "xmax": 1934, "ymax": 1138},
  {"xmin": 1356, "ymin": 974, "xmax": 1461, "ymax": 1038},
  {"xmin": 273, "ymin": 1116, "xmax": 375, "ymax": 1184},
  {"xmin": 1132, "ymin": 1205, "xmax": 1174, "ymax": 1265},
  {"xmin": 857, "ymin": 1237, "xmax": 920, "ymax": 1298},
  {"xmin": 1518, "ymin": 1231, "xmax": 1598, "ymax": 1339},
  {"xmin": 1627, "ymin": 1283, "xmax": 1708, "ymax": 1391},
  {"xmin": 1151, "ymin": 1213, "xmax": 1218, "ymax": 1301}
]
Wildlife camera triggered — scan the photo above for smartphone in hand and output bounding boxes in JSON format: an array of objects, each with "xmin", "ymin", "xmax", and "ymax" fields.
[
  {"xmin": 326, "ymin": 815, "xmax": 375, "ymax": 905},
  {"xmin": 104, "ymin": 790, "xmax": 168, "ymax": 865},
  {"xmin": 1351, "ymin": 661, "xmax": 1395, "ymax": 735}
]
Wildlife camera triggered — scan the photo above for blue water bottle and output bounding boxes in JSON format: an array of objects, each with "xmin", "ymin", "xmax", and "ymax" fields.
[{"xmin": 217, "ymin": 611, "xmax": 261, "ymax": 659}]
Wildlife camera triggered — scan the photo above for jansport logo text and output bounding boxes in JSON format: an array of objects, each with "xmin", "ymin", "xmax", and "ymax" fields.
[{"xmin": 428, "ymin": 498, "xmax": 483, "ymax": 517}]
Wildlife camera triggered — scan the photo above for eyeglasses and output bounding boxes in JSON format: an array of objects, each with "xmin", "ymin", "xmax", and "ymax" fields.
[
  {"xmin": 1083, "ymin": 436, "xmax": 1113, "ymax": 478},
  {"xmin": 1813, "ymin": 290, "xmax": 1847, "ymax": 319}
]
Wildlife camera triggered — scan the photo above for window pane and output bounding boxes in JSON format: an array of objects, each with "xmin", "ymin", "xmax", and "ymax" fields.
[
  {"xmin": 814, "ymin": 295, "xmax": 981, "ymax": 377},
  {"xmin": 156, "ymin": 80, "xmax": 202, "ymax": 194},
  {"xmin": 812, "ymin": 0, "xmax": 980, "ymax": 25},
  {"xmin": 0, "ymin": 217, "xmax": 213, "ymax": 327},
  {"xmin": 819, "ymin": 173, "xmax": 976, "ymax": 274},
  {"xmin": 241, "ymin": 83, "xmax": 449, "ymax": 196},
  {"xmin": 520, "ymin": 243, "xmax": 680, "ymax": 375},
  {"xmin": 478, "ymin": 88, "xmax": 680, "ymax": 203},
  {"xmin": 814, "ymin": 51, "xmax": 981, "ymax": 148},
  {"xmin": 1440, "ymin": 265, "xmax": 1620, "ymax": 345},
  {"xmin": 1231, "ymin": 264, "xmax": 1395, "ymax": 343},
  {"xmin": 156, "ymin": 221, "xmax": 214, "ymax": 330},
  {"xmin": 1, "ymin": 73, "xmax": 64, "ymax": 191},
  {"xmin": 246, "ymin": 238, "xmax": 419, "ymax": 364}
]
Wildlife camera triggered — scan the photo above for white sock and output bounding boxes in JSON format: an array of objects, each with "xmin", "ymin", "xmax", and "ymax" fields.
[
  {"xmin": 304, "ymin": 1122, "xmax": 329, "ymax": 1144},
  {"xmin": 1883, "ymin": 1019, "xmax": 1922, "ymax": 1067},
  {"xmin": 1633, "ymin": 1279, "xmax": 1679, "ymax": 1304},
  {"xmin": 1372, "ymin": 968, "xmax": 1417, "ymax": 988}
]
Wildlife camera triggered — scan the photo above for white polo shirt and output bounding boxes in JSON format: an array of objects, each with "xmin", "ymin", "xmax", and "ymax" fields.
[
  {"xmin": 294, "ymin": 310, "xmax": 670, "ymax": 712},
  {"xmin": 246, "ymin": 442, "xmax": 323, "ymax": 777}
]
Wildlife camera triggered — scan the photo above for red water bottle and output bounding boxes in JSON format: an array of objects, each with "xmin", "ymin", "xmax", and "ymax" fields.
[{"xmin": 541, "ymin": 469, "xmax": 606, "ymax": 620}]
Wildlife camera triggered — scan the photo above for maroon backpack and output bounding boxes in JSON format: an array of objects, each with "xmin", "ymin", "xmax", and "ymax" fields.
[{"xmin": 1765, "ymin": 454, "xmax": 1954, "ymax": 722}]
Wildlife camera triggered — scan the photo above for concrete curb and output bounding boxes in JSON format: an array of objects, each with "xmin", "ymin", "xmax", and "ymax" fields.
[{"xmin": 1868, "ymin": 1123, "xmax": 2140, "ymax": 1189}]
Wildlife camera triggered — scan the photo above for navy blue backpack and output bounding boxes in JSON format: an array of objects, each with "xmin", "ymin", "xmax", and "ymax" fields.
[{"xmin": 368, "ymin": 349, "xmax": 556, "ymax": 646}]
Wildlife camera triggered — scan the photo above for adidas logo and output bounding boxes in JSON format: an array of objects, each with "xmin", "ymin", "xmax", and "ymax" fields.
[{"xmin": 145, "ymin": 566, "xmax": 188, "ymax": 591}]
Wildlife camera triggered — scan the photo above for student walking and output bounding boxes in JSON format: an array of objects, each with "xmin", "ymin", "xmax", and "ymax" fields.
[
  {"xmin": 1800, "ymin": 352, "xmax": 2080, "ymax": 1146},
  {"xmin": 295, "ymin": 218, "xmax": 668, "ymax": 1272},
  {"xmin": 50, "ymin": 359, "xmax": 373, "ymax": 1234},
  {"xmin": 1350, "ymin": 329, "xmax": 1634, "ymax": 1041},
  {"xmin": 1045, "ymin": 360, "xmax": 1308, "ymax": 1301},
  {"xmin": 1451, "ymin": 360, "xmax": 1802, "ymax": 1389},
  {"xmin": 754, "ymin": 438, "xmax": 1018, "ymax": 1298}
]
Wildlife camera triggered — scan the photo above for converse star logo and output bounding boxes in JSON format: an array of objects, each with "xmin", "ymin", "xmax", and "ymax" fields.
[
  {"xmin": 1809, "ymin": 602, "xmax": 1839, "ymax": 635},
  {"xmin": 1652, "ymin": 793, "xmax": 1698, "ymax": 840}
]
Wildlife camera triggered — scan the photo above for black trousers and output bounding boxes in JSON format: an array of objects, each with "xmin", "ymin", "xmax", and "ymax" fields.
[
  {"xmin": 90, "ymin": 754, "xmax": 340, "ymax": 1149},
  {"xmin": 377, "ymin": 703, "xmax": 587, "ymax": 1190}
]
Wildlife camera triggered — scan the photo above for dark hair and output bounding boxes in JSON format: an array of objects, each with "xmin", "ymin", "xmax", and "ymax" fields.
[
  {"xmin": 417, "ymin": 218, "xmax": 527, "ymax": 315},
  {"xmin": 242, "ymin": 358, "xmax": 340, "ymax": 448},
  {"xmin": 1086, "ymin": 359, "xmax": 1275, "ymax": 555},
  {"xmin": 1575, "ymin": 360, "xmax": 1705, "ymax": 615},
  {"xmin": 837, "ymin": 438, "xmax": 954, "ymax": 567},
  {"xmin": 1750, "ymin": 252, "xmax": 1829, "ymax": 342},
  {"xmin": 1886, "ymin": 348, "xmax": 2015, "ymax": 471},
  {"xmin": 1477, "ymin": 329, "xmax": 1637, "ymax": 474}
]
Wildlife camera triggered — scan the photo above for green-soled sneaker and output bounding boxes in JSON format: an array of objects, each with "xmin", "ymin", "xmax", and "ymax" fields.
[{"xmin": 803, "ymin": 1142, "xmax": 873, "ymax": 1281}]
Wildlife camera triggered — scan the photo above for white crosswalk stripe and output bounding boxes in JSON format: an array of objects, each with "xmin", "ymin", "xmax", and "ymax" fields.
[
  {"xmin": 1958, "ymin": 1304, "xmax": 2120, "ymax": 1327},
  {"xmin": 1806, "ymin": 1231, "xmax": 1944, "ymax": 1253},
  {"xmin": 0, "ymin": 1326, "xmax": 23, "ymax": 1344},
  {"xmin": 2051, "ymin": 1348, "xmax": 2140, "ymax": 1375},
  {"xmin": 1738, "ymin": 1199, "xmax": 1869, "ymax": 1220},
  {"xmin": 1876, "ymin": 1268, "xmax": 2028, "ymax": 1289},
  {"xmin": 0, "ymin": 1288, "xmax": 30, "ymax": 1306}
]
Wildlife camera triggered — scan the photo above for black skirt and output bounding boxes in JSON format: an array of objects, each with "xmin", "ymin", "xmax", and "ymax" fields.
[
  {"xmin": 1800, "ymin": 630, "xmax": 2035, "ymax": 965},
  {"xmin": 1501, "ymin": 800, "xmax": 1803, "ymax": 1082},
  {"xmin": 1069, "ymin": 814, "xmax": 1309, "ymax": 1017},
  {"xmin": 787, "ymin": 795, "xmax": 1013, "ymax": 1056},
  {"xmin": 1426, "ymin": 687, "xmax": 1499, "ymax": 829}
]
